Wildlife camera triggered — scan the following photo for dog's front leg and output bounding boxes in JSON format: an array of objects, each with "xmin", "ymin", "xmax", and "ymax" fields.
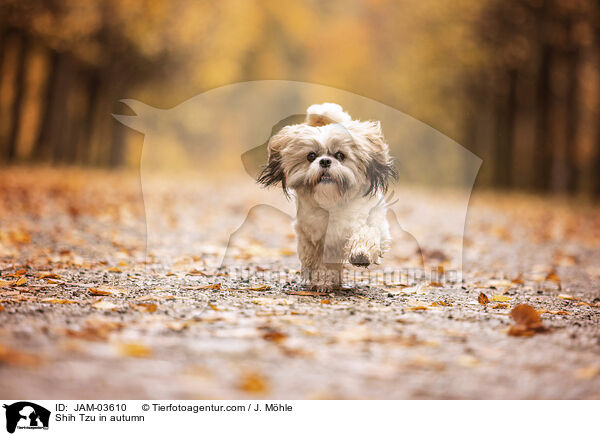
[
  {"xmin": 297, "ymin": 233, "xmax": 342, "ymax": 289},
  {"xmin": 347, "ymin": 225, "xmax": 382, "ymax": 268}
]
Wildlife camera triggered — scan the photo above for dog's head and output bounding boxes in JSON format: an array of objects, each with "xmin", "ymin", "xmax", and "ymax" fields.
[{"xmin": 258, "ymin": 103, "xmax": 397, "ymax": 207}]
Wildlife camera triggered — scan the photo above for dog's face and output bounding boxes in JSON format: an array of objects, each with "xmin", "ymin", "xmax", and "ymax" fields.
[{"xmin": 259, "ymin": 117, "xmax": 396, "ymax": 207}]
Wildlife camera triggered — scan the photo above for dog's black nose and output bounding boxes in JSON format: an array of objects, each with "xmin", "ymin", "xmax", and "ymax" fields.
[{"xmin": 319, "ymin": 158, "xmax": 331, "ymax": 168}]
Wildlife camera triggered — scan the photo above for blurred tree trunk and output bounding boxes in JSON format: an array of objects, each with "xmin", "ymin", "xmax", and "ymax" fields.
[
  {"xmin": 533, "ymin": 44, "xmax": 554, "ymax": 192},
  {"xmin": 563, "ymin": 19, "xmax": 580, "ymax": 194},
  {"xmin": 493, "ymin": 68, "xmax": 518, "ymax": 189},
  {"xmin": 0, "ymin": 30, "xmax": 8, "ymax": 154},
  {"xmin": 35, "ymin": 51, "xmax": 73, "ymax": 163},
  {"xmin": 78, "ymin": 74, "xmax": 100, "ymax": 164},
  {"xmin": 6, "ymin": 33, "xmax": 28, "ymax": 162}
]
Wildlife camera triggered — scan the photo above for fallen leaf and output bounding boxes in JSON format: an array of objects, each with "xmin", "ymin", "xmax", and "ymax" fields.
[
  {"xmin": 166, "ymin": 321, "xmax": 189, "ymax": 331},
  {"xmin": 14, "ymin": 269, "xmax": 26, "ymax": 276},
  {"xmin": 558, "ymin": 294, "xmax": 574, "ymax": 300},
  {"xmin": 0, "ymin": 279, "xmax": 13, "ymax": 287},
  {"xmin": 37, "ymin": 273, "xmax": 61, "ymax": 279},
  {"xmin": 511, "ymin": 274, "xmax": 525, "ymax": 285},
  {"xmin": 320, "ymin": 299, "xmax": 331, "ymax": 304},
  {"xmin": 511, "ymin": 304, "xmax": 542, "ymax": 327},
  {"xmin": 135, "ymin": 294, "xmax": 175, "ymax": 301},
  {"xmin": 116, "ymin": 343, "xmax": 152, "ymax": 358},
  {"xmin": 287, "ymin": 290, "xmax": 328, "ymax": 296},
  {"xmin": 574, "ymin": 365, "xmax": 600, "ymax": 380},
  {"xmin": 262, "ymin": 330, "xmax": 287, "ymax": 343},
  {"xmin": 132, "ymin": 303, "xmax": 157, "ymax": 313},
  {"xmin": 187, "ymin": 269, "xmax": 207, "ymax": 276},
  {"xmin": 406, "ymin": 306, "xmax": 429, "ymax": 311},
  {"xmin": 490, "ymin": 303, "xmax": 510, "ymax": 309},
  {"xmin": 478, "ymin": 292, "xmax": 489, "ymax": 305},
  {"xmin": 14, "ymin": 277, "xmax": 27, "ymax": 286},
  {"xmin": 508, "ymin": 304, "xmax": 548, "ymax": 337},
  {"xmin": 0, "ymin": 344, "xmax": 41, "ymax": 366},
  {"xmin": 491, "ymin": 295, "xmax": 511, "ymax": 302},
  {"xmin": 107, "ymin": 266, "xmax": 122, "ymax": 272},
  {"xmin": 238, "ymin": 371, "xmax": 269, "ymax": 394},
  {"xmin": 0, "ymin": 303, "xmax": 4, "ymax": 311},
  {"xmin": 252, "ymin": 297, "xmax": 294, "ymax": 305},
  {"xmin": 40, "ymin": 298, "xmax": 77, "ymax": 304},
  {"xmin": 65, "ymin": 318, "xmax": 121, "ymax": 341},
  {"xmin": 248, "ymin": 284, "xmax": 270, "ymax": 291},
  {"xmin": 92, "ymin": 300, "xmax": 118, "ymax": 310},
  {"xmin": 89, "ymin": 287, "xmax": 113, "ymax": 296}
]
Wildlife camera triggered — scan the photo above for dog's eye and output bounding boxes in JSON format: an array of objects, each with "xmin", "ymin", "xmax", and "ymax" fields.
[
  {"xmin": 307, "ymin": 152, "xmax": 317, "ymax": 162},
  {"xmin": 334, "ymin": 151, "xmax": 345, "ymax": 161}
]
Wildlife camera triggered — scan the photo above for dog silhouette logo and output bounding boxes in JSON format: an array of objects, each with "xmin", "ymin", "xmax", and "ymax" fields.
[
  {"xmin": 113, "ymin": 80, "xmax": 481, "ymax": 279},
  {"xmin": 3, "ymin": 402, "xmax": 50, "ymax": 433}
]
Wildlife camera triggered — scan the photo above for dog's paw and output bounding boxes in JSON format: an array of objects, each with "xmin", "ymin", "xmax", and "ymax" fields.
[{"xmin": 349, "ymin": 251, "xmax": 371, "ymax": 267}]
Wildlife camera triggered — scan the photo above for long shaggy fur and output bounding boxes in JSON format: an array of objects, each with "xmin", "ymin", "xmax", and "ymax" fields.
[{"xmin": 258, "ymin": 103, "xmax": 397, "ymax": 289}]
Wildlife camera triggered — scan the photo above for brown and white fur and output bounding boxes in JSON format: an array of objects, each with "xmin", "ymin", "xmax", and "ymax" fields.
[{"xmin": 258, "ymin": 103, "xmax": 397, "ymax": 289}]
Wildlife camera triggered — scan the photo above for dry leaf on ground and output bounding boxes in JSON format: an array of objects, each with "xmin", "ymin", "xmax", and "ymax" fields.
[
  {"xmin": 478, "ymin": 292, "xmax": 489, "ymax": 305},
  {"xmin": 0, "ymin": 344, "xmax": 41, "ymax": 366},
  {"xmin": 41, "ymin": 298, "xmax": 77, "ymax": 304},
  {"xmin": 132, "ymin": 303, "xmax": 157, "ymax": 313},
  {"xmin": 238, "ymin": 371, "xmax": 269, "ymax": 394},
  {"xmin": 491, "ymin": 295, "xmax": 511, "ymax": 302},
  {"xmin": 89, "ymin": 287, "xmax": 113, "ymax": 296},
  {"xmin": 508, "ymin": 304, "xmax": 549, "ymax": 337},
  {"xmin": 92, "ymin": 300, "xmax": 118, "ymax": 310},
  {"xmin": 116, "ymin": 343, "xmax": 152, "ymax": 358}
]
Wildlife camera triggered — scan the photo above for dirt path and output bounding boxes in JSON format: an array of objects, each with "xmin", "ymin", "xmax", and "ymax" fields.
[{"xmin": 1, "ymin": 168, "xmax": 599, "ymax": 399}]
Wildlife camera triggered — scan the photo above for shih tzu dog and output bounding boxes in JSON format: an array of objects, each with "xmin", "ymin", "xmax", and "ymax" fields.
[{"xmin": 258, "ymin": 103, "xmax": 397, "ymax": 289}]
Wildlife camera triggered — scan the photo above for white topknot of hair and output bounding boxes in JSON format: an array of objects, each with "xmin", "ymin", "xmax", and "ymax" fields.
[{"xmin": 305, "ymin": 103, "xmax": 352, "ymax": 127}]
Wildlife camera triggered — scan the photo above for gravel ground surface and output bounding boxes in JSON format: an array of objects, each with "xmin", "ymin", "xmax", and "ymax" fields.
[{"xmin": 0, "ymin": 167, "xmax": 599, "ymax": 399}]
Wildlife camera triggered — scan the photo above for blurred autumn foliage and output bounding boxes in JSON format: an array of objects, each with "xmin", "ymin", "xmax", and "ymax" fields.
[{"xmin": 0, "ymin": 0, "xmax": 599, "ymax": 195}]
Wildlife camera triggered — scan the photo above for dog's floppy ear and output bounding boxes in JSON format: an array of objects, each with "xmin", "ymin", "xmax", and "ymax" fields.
[
  {"xmin": 348, "ymin": 121, "xmax": 397, "ymax": 196},
  {"xmin": 257, "ymin": 126, "xmax": 294, "ymax": 197}
]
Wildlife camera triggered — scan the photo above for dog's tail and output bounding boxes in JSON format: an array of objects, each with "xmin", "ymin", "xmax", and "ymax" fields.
[{"xmin": 305, "ymin": 103, "xmax": 351, "ymax": 127}]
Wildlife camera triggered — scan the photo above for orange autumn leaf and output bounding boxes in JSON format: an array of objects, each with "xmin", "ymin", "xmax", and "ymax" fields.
[
  {"xmin": 287, "ymin": 290, "xmax": 328, "ymax": 296},
  {"xmin": 41, "ymin": 298, "xmax": 77, "ymax": 304},
  {"xmin": 478, "ymin": 292, "xmax": 489, "ymax": 305},
  {"xmin": 262, "ymin": 330, "xmax": 287, "ymax": 343},
  {"xmin": 116, "ymin": 343, "xmax": 152, "ymax": 358},
  {"xmin": 14, "ymin": 277, "xmax": 27, "ymax": 286},
  {"xmin": 508, "ymin": 304, "xmax": 548, "ymax": 337},
  {"xmin": 133, "ymin": 303, "xmax": 157, "ymax": 313},
  {"xmin": 37, "ymin": 273, "xmax": 61, "ymax": 279},
  {"xmin": 89, "ymin": 287, "xmax": 113, "ymax": 296},
  {"xmin": 91, "ymin": 300, "xmax": 118, "ymax": 310},
  {"xmin": 238, "ymin": 371, "xmax": 269, "ymax": 394},
  {"xmin": 0, "ymin": 344, "xmax": 41, "ymax": 366},
  {"xmin": 491, "ymin": 295, "xmax": 511, "ymax": 302}
]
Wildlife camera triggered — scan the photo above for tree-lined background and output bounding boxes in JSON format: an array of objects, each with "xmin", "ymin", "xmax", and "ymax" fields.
[{"xmin": 0, "ymin": 0, "xmax": 599, "ymax": 195}]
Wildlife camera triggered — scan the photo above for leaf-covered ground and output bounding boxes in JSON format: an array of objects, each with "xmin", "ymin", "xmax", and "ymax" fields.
[{"xmin": 1, "ymin": 167, "xmax": 599, "ymax": 399}]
